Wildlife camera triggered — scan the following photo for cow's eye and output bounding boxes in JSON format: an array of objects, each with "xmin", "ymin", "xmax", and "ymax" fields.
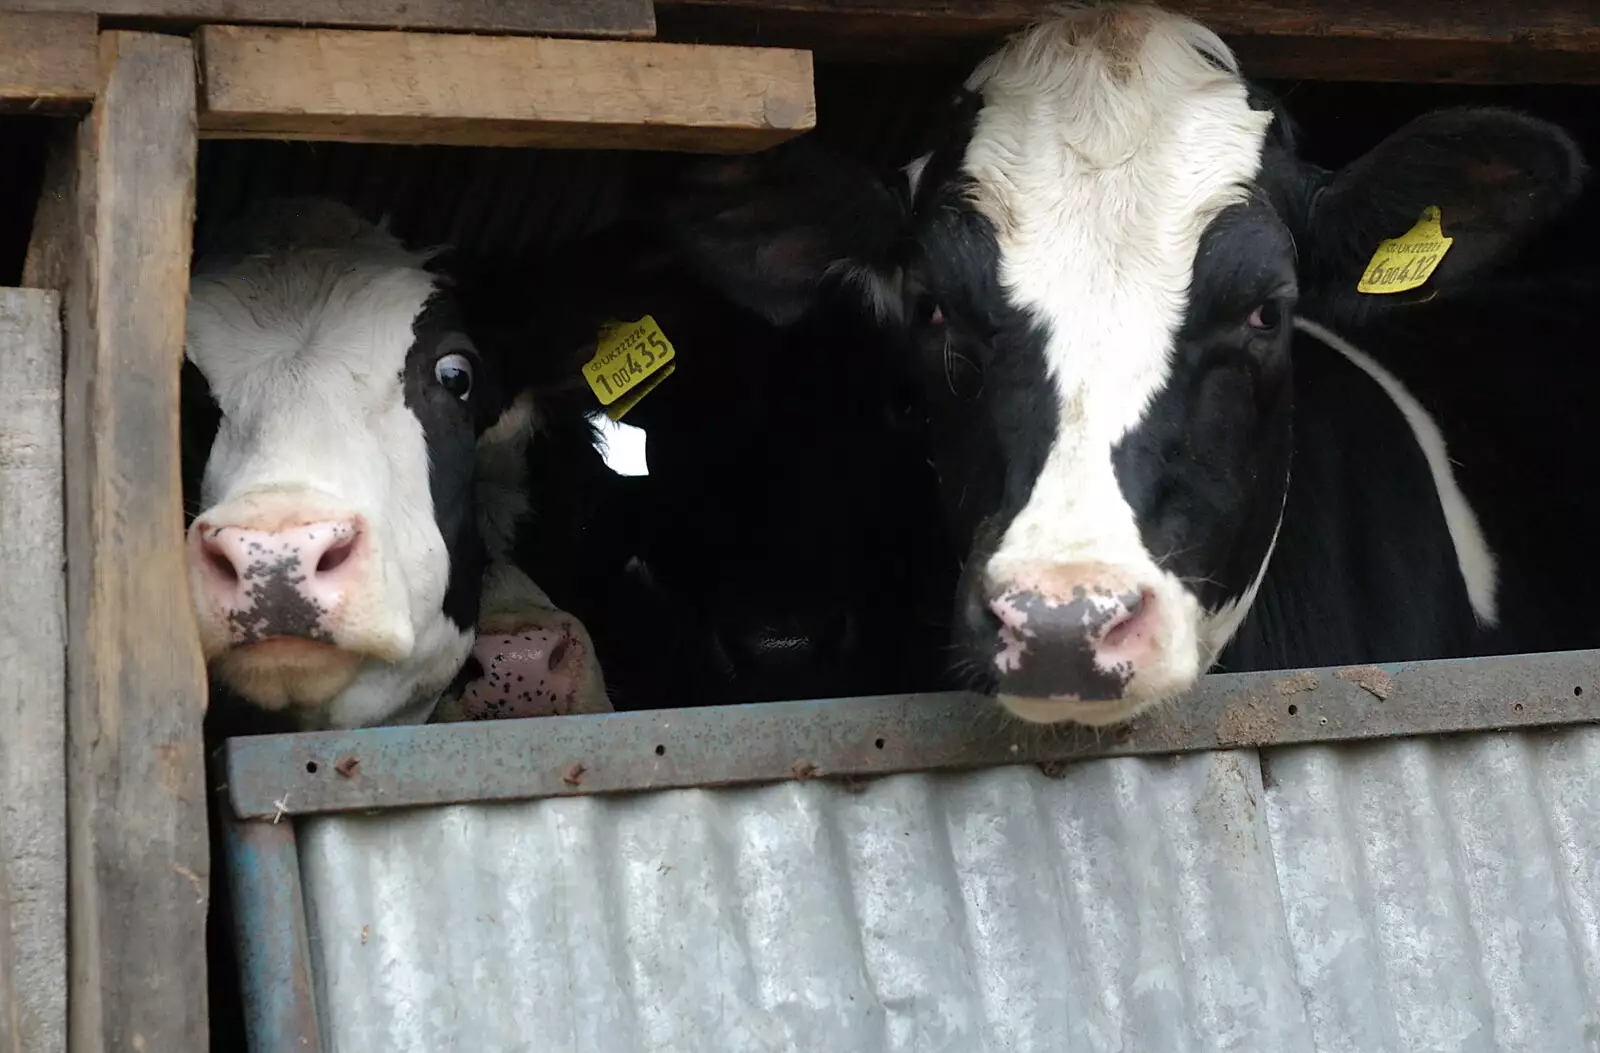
[
  {"xmin": 1246, "ymin": 301, "xmax": 1281, "ymax": 332},
  {"xmin": 434, "ymin": 353, "xmax": 474, "ymax": 400}
]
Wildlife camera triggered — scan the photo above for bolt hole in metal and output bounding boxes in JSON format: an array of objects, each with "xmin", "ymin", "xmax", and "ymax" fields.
[
  {"xmin": 874, "ymin": 737, "xmax": 886, "ymax": 749},
  {"xmin": 1287, "ymin": 704, "xmax": 1299, "ymax": 716},
  {"xmin": 654, "ymin": 744, "xmax": 665, "ymax": 756},
  {"xmin": 305, "ymin": 760, "xmax": 319, "ymax": 774},
  {"xmin": 1576, "ymin": 686, "xmax": 1584, "ymax": 697}
]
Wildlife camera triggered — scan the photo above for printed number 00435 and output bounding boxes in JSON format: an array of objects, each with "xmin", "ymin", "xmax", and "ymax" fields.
[{"xmin": 593, "ymin": 329, "xmax": 670, "ymax": 398}]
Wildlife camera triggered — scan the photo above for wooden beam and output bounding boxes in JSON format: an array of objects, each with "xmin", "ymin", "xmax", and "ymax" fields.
[
  {"xmin": 0, "ymin": 0, "xmax": 655, "ymax": 38},
  {"xmin": 0, "ymin": 12, "xmax": 96, "ymax": 111},
  {"xmin": 0, "ymin": 288, "xmax": 66, "ymax": 1053},
  {"xmin": 195, "ymin": 25, "xmax": 816, "ymax": 152},
  {"xmin": 653, "ymin": 1, "xmax": 1600, "ymax": 81},
  {"xmin": 24, "ymin": 31, "xmax": 210, "ymax": 1053}
]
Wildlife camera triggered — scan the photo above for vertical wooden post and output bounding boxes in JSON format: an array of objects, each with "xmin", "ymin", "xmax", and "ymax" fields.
[
  {"xmin": 0, "ymin": 289, "xmax": 67, "ymax": 1053},
  {"xmin": 26, "ymin": 31, "xmax": 210, "ymax": 1053}
]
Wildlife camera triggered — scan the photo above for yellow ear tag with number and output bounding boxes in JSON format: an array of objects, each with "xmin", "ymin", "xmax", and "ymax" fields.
[
  {"xmin": 1357, "ymin": 206, "xmax": 1454, "ymax": 294},
  {"xmin": 582, "ymin": 315, "xmax": 676, "ymax": 415}
]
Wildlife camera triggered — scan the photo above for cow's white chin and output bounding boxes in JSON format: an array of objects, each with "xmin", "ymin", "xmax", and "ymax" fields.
[
  {"xmin": 209, "ymin": 614, "xmax": 474, "ymax": 729},
  {"xmin": 998, "ymin": 694, "xmax": 1151, "ymax": 727},
  {"xmin": 211, "ymin": 639, "xmax": 364, "ymax": 712}
]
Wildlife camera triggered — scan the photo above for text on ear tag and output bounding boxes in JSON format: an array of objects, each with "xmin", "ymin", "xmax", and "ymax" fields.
[
  {"xmin": 1357, "ymin": 206, "xmax": 1454, "ymax": 295},
  {"xmin": 606, "ymin": 362, "xmax": 675, "ymax": 422},
  {"xmin": 583, "ymin": 315, "xmax": 676, "ymax": 405}
]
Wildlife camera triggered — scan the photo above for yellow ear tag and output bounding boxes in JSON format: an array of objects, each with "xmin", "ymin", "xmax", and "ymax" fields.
[
  {"xmin": 1357, "ymin": 206, "xmax": 1454, "ymax": 294},
  {"xmin": 582, "ymin": 315, "xmax": 676, "ymax": 407}
]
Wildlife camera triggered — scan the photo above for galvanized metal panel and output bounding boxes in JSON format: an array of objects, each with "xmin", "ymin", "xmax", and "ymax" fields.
[
  {"xmin": 297, "ymin": 750, "xmax": 1312, "ymax": 1052},
  {"xmin": 1262, "ymin": 729, "xmax": 1600, "ymax": 1053},
  {"xmin": 289, "ymin": 725, "xmax": 1600, "ymax": 1052}
]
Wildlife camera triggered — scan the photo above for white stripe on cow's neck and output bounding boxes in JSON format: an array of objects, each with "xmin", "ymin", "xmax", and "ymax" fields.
[
  {"xmin": 1200, "ymin": 478, "xmax": 1288, "ymax": 665},
  {"xmin": 1293, "ymin": 316, "xmax": 1499, "ymax": 626}
]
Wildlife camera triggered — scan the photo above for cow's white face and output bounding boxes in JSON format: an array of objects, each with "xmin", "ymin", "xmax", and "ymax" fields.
[{"xmin": 184, "ymin": 202, "xmax": 494, "ymax": 728}]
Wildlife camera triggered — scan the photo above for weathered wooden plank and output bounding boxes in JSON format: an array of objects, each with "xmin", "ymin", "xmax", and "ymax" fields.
[
  {"xmin": 195, "ymin": 25, "xmax": 816, "ymax": 152},
  {"xmin": 658, "ymin": 0, "xmax": 1600, "ymax": 42},
  {"xmin": 0, "ymin": 12, "xmax": 96, "ymax": 110},
  {"xmin": 20, "ymin": 123, "xmax": 76, "ymax": 293},
  {"xmin": 654, "ymin": 0, "xmax": 1600, "ymax": 79},
  {"xmin": 1229, "ymin": 35, "xmax": 1600, "ymax": 84},
  {"xmin": 0, "ymin": 0, "xmax": 654, "ymax": 37},
  {"xmin": 27, "ymin": 31, "xmax": 211, "ymax": 1053},
  {"xmin": 0, "ymin": 288, "xmax": 66, "ymax": 1053}
]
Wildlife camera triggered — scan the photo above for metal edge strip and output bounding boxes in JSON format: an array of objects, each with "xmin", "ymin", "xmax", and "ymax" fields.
[
  {"xmin": 221, "ymin": 809, "xmax": 324, "ymax": 1052},
  {"xmin": 225, "ymin": 649, "xmax": 1600, "ymax": 819}
]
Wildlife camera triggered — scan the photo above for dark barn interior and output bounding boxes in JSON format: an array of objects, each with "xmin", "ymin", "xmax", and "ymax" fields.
[{"xmin": 5, "ymin": 47, "xmax": 1600, "ymax": 1050}]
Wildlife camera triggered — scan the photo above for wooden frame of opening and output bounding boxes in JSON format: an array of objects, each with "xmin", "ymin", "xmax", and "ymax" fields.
[{"xmin": 1, "ymin": 3, "xmax": 1597, "ymax": 1052}]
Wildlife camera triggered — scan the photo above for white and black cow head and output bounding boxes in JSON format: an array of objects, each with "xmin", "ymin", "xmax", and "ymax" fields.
[
  {"xmin": 662, "ymin": 3, "xmax": 1586, "ymax": 725},
  {"xmin": 183, "ymin": 198, "xmax": 531, "ymax": 729}
]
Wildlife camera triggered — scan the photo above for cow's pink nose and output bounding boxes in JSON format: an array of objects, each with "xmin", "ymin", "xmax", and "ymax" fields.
[
  {"xmin": 985, "ymin": 563, "xmax": 1159, "ymax": 702},
  {"xmin": 192, "ymin": 518, "xmax": 364, "ymax": 641}
]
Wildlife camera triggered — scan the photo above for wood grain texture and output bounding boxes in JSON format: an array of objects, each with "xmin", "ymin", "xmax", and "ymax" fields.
[
  {"xmin": 0, "ymin": 288, "xmax": 67, "ymax": 1053},
  {"xmin": 0, "ymin": 0, "xmax": 654, "ymax": 37},
  {"xmin": 33, "ymin": 31, "xmax": 211, "ymax": 1053},
  {"xmin": 0, "ymin": 12, "xmax": 96, "ymax": 110},
  {"xmin": 21, "ymin": 124, "xmax": 76, "ymax": 293},
  {"xmin": 655, "ymin": 0, "xmax": 1600, "ymax": 79},
  {"xmin": 195, "ymin": 25, "xmax": 816, "ymax": 152}
]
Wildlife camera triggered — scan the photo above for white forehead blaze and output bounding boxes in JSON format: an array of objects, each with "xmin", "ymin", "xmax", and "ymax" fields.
[
  {"xmin": 962, "ymin": 10, "xmax": 1273, "ymax": 624},
  {"xmin": 188, "ymin": 252, "xmax": 441, "ymax": 534}
]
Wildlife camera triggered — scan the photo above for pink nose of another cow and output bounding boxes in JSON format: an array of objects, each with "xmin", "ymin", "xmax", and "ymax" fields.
[
  {"xmin": 453, "ymin": 624, "xmax": 601, "ymax": 719},
  {"xmin": 986, "ymin": 563, "xmax": 1157, "ymax": 702},
  {"xmin": 192, "ymin": 518, "xmax": 364, "ymax": 643}
]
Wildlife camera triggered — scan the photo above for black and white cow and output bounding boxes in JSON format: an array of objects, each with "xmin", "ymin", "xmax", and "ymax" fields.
[
  {"xmin": 455, "ymin": 221, "xmax": 961, "ymax": 710},
  {"xmin": 659, "ymin": 4, "xmax": 1592, "ymax": 726},
  {"xmin": 183, "ymin": 197, "xmax": 607, "ymax": 729}
]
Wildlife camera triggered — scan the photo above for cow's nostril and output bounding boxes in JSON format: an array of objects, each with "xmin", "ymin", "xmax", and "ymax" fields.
[
  {"xmin": 201, "ymin": 536, "xmax": 240, "ymax": 584},
  {"xmin": 316, "ymin": 532, "xmax": 358, "ymax": 575},
  {"xmin": 1101, "ymin": 589, "xmax": 1155, "ymax": 650}
]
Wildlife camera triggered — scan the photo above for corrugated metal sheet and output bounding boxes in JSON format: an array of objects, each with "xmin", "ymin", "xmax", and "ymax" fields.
[{"xmin": 294, "ymin": 726, "xmax": 1600, "ymax": 1052}]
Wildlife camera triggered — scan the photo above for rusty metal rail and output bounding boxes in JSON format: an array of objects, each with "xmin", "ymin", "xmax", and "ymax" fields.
[{"xmin": 224, "ymin": 649, "xmax": 1600, "ymax": 821}]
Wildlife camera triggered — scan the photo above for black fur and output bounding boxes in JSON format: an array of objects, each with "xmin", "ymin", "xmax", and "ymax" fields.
[
  {"xmin": 400, "ymin": 292, "xmax": 496, "ymax": 634},
  {"xmin": 464, "ymin": 222, "xmax": 961, "ymax": 710}
]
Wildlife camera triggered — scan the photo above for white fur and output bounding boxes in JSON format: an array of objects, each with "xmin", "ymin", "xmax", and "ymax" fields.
[
  {"xmin": 186, "ymin": 205, "xmax": 473, "ymax": 728},
  {"xmin": 1198, "ymin": 480, "xmax": 1287, "ymax": 662},
  {"xmin": 1294, "ymin": 317, "xmax": 1499, "ymax": 626},
  {"xmin": 474, "ymin": 390, "xmax": 540, "ymax": 560},
  {"xmin": 593, "ymin": 415, "xmax": 650, "ymax": 477},
  {"xmin": 903, "ymin": 151, "xmax": 933, "ymax": 199},
  {"xmin": 961, "ymin": 7, "xmax": 1274, "ymax": 715}
]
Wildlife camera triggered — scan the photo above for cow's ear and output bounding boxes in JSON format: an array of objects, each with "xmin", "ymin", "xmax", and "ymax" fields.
[
  {"xmin": 1303, "ymin": 108, "xmax": 1587, "ymax": 297},
  {"xmin": 660, "ymin": 136, "xmax": 910, "ymax": 326}
]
